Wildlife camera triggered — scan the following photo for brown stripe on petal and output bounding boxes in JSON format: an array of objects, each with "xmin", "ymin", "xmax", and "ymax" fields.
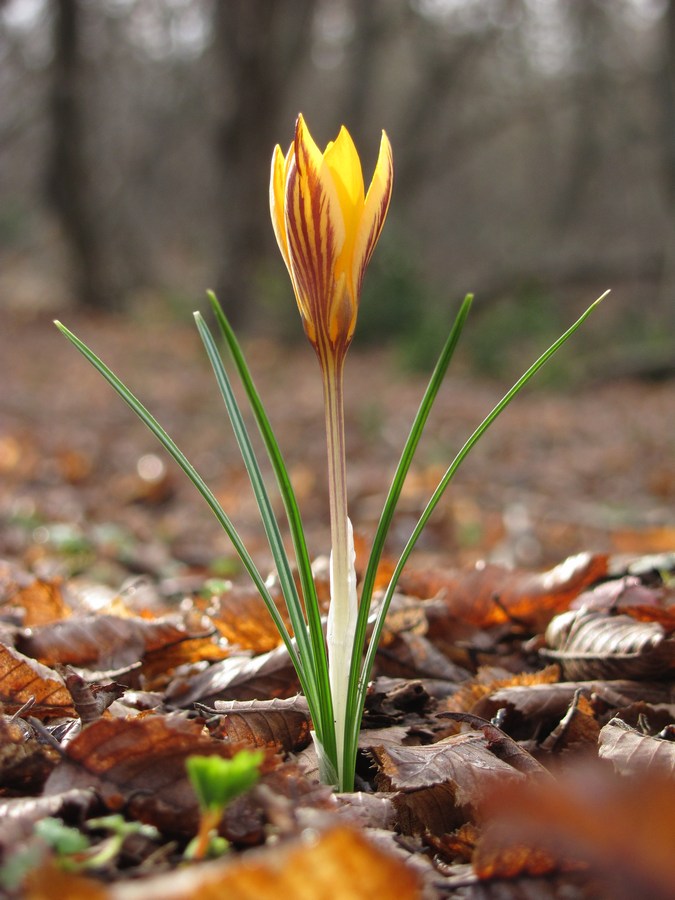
[
  {"xmin": 286, "ymin": 136, "xmax": 346, "ymax": 356},
  {"xmin": 352, "ymin": 134, "xmax": 394, "ymax": 300}
]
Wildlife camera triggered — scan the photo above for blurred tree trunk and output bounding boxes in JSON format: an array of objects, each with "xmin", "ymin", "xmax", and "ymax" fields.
[
  {"xmin": 657, "ymin": 0, "xmax": 675, "ymax": 324},
  {"xmin": 553, "ymin": 1, "xmax": 607, "ymax": 227},
  {"xmin": 212, "ymin": 0, "xmax": 316, "ymax": 328},
  {"xmin": 45, "ymin": 0, "xmax": 116, "ymax": 310}
]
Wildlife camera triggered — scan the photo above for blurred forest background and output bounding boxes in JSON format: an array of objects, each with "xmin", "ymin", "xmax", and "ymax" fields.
[{"xmin": 1, "ymin": 0, "xmax": 674, "ymax": 377}]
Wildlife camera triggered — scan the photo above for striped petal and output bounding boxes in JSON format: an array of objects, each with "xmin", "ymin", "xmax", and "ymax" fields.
[
  {"xmin": 352, "ymin": 130, "xmax": 393, "ymax": 299},
  {"xmin": 269, "ymin": 144, "xmax": 292, "ymax": 274},
  {"xmin": 270, "ymin": 115, "xmax": 392, "ymax": 364}
]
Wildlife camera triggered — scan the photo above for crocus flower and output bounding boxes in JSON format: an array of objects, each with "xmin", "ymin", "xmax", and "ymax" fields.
[
  {"xmin": 270, "ymin": 116, "xmax": 393, "ymax": 786},
  {"xmin": 270, "ymin": 114, "xmax": 393, "ymax": 368}
]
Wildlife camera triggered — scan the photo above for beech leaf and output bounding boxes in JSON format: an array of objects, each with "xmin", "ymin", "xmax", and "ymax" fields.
[
  {"xmin": 0, "ymin": 642, "xmax": 74, "ymax": 718},
  {"xmin": 103, "ymin": 825, "xmax": 421, "ymax": 900},
  {"xmin": 544, "ymin": 608, "xmax": 675, "ymax": 680},
  {"xmin": 397, "ymin": 552, "xmax": 607, "ymax": 630},
  {"xmin": 599, "ymin": 717, "xmax": 675, "ymax": 777},
  {"xmin": 17, "ymin": 614, "xmax": 206, "ymax": 671}
]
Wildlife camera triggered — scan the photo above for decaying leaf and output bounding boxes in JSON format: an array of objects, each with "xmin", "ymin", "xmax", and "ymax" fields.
[
  {"xmin": 139, "ymin": 636, "xmax": 229, "ymax": 690},
  {"xmin": 599, "ymin": 717, "xmax": 675, "ymax": 777},
  {"xmin": 544, "ymin": 608, "xmax": 675, "ymax": 680},
  {"xmin": 438, "ymin": 713, "xmax": 550, "ymax": 776},
  {"xmin": 16, "ymin": 614, "xmax": 206, "ymax": 671},
  {"xmin": 204, "ymin": 584, "xmax": 293, "ymax": 653},
  {"xmin": 538, "ymin": 690, "xmax": 600, "ymax": 754},
  {"xmin": 210, "ymin": 696, "xmax": 312, "ymax": 753},
  {"xmin": 1, "ymin": 575, "xmax": 71, "ymax": 626},
  {"xmin": 474, "ymin": 767, "xmax": 675, "ymax": 900},
  {"xmin": 166, "ymin": 644, "xmax": 299, "ymax": 707},
  {"xmin": 43, "ymin": 714, "xmax": 237, "ymax": 834},
  {"xmin": 445, "ymin": 665, "xmax": 560, "ymax": 716},
  {"xmin": 58, "ymin": 666, "xmax": 124, "ymax": 725},
  {"xmin": 105, "ymin": 826, "xmax": 421, "ymax": 900},
  {"xmin": 370, "ymin": 728, "xmax": 524, "ymax": 836},
  {"xmin": 398, "ymin": 553, "xmax": 607, "ymax": 630},
  {"xmin": 0, "ymin": 642, "xmax": 74, "ymax": 718},
  {"xmin": 0, "ymin": 715, "xmax": 60, "ymax": 792}
]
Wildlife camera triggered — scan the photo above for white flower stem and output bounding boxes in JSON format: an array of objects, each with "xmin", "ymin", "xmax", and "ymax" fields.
[{"xmin": 322, "ymin": 357, "xmax": 357, "ymax": 790}]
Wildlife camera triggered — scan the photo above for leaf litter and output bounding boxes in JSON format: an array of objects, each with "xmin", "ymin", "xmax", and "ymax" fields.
[{"xmin": 2, "ymin": 314, "xmax": 675, "ymax": 897}]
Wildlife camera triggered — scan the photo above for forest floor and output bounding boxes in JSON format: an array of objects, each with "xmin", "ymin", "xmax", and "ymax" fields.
[{"xmin": 1, "ymin": 309, "xmax": 675, "ymax": 898}]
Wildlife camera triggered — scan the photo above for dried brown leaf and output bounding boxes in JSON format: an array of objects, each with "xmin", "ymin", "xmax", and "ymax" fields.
[
  {"xmin": 539, "ymin": 690, "xmax": 600, "ymax": 754},
  {"xmin": 25, "ymin": 861, "xmax": 109, "ymax": 900},
  {"xmin": 446, "ymin": 665, "xmax": 560, "ymax": 715},
  {"xmin": 3, "ymin": 576, "xmax": 71, "ymax": 626},
  {"xmin": 439, "ymin": 713, "xmax": 550, "ymax": 776},
  {"xmin": 544, "ymin": 608, "xmax": 675, "ymax": 680},
  {"xmin": 205, "ymin": 585, "xmax": 291, "ymax": 653},
  {"xmin": 335, "ymin": 791, "xmax": 398, "ymax": 831},
  {"xmin": 372, "ymin": 730, "xmax": 522, "ymax": 801},
  {"xmin": 474, "ymin": 767, "xmax": 675, "ymax": 900},
  {"xmin": 105, "ymin": 826, "xmax": 422, "ymax": 900},
  {"xmin": 166, "ymin": 644, "xmax": 298, "ymax": 707},
  {"xmin": 398, "ymin": 553, "xmax": 607, "ymax": 630},
  {"xmin": 599, "ymin": 717, "xmax": 675, "ymax": 777},
  {"xmin": 472, "ymin": 678, "xmax": 675, "ymax": 725},
  {"xmin": 0, "ymin": 642, "xmax": 74, "ymax": 718},
  {"xmin": 17, "ymin": 614, "xmax": 204, "ymax": 671},
  {"xmin": 43, "ymin": 714, "xmax": 235, "ymax": 834},
  {"xmin": 139, "ymin": 636, "xmax": 228, "ymax": 690},
  {"xmin": 0, "ymin": 715, "xmax": 60, "ymax": 792},
  {"xmin": 211, "ymin": 696, "xmax": 311, "ymax": 753}
]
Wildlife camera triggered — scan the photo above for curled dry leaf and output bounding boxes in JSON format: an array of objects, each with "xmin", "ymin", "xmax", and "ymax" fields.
[
  {"xmin": 470, "ymin": 678, "xmax": 675, "ymax": 727},
  {"xmin": 538, "ymin": 690, "xmax": 600, "ymax": 754},
  {"xmin": 166, "ymin": 643, "xmax": 298, "ymax": 707},
  {"xmin": 599, "ymin": 717, "xmax": 675, "ymax": 777},
  {"xmin": 104, "ymin": 826, "xmax": 421, "ymax": 900},
  {"xmin": 446, "ymin": 664, "xmax": 560, "ymax": 716},
  {"xmin": 58, "ymin": 666, "xmax": 125, "ymax": 725},
  {"xmin": 438, "ymin": 713, "xmax": 550, "ymax": 777},
  {"xmin": 0, "ymin": 642, "xmax": 74, "ymax": 718},
  {"xmin": 570, "ymin": 575, "xmax": 665, "ymax": 613},
  {"xmin": 397, "ymin": 552, "xmax": 607, "ymax": 630},
  {"xmin": 544, "ymin": 608, "xmax": 675, "ymax": 680},
  {"xmin": 16, "ymin": 614, "xmax": 207, "ymax": 671},
  {"xmin": 211, "ymin": 696, "xmax": 312, "ymax": 753}
]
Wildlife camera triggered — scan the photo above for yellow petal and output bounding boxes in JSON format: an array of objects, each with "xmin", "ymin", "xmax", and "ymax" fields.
[
  {"xmin": 285, "ymin": 116, "xmax": 349, "ymax": 349},
  {"xmin": 352, "ymin": 130, "xmax": 393, "ymax": 298},
  {"xmin": 269, "ymin": 144, "xmax": 292, "ymax": 273},
  {"xmin": 323, "ymin": 126, "xmax": 365, "ymax": 236}
]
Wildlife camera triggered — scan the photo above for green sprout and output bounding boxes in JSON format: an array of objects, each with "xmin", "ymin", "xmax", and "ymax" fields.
[
  {"xmin": 55, "ymin": 114, "xmax": 607, "ymax": 793},
  {"xmin": 185, "ymin": 750, "xmax": 264, "ymax": 860}
]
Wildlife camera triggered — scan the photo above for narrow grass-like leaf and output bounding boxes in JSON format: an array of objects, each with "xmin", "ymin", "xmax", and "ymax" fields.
[
  {"xmin": 340, "ymin": 293, "xmax": 473, "ymax": 789},
  {"xmin": 194, "ymin": 312, "xmax": 325, "ymax": 725},
  {"xmin": 346, "ymin": 291, "xmax": 608, "ymax": 776},
  {"xmin": 53, "ymin": 320, "xmax": 302, "ymax": 676},
  {"xmin": 206, "ymin": 292, "xmax": 336, "ymax": 764}
]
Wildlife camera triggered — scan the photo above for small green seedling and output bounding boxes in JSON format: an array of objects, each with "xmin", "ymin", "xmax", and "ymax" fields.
[{"xmin": 185, "ymin": 750, "xmax": 264, "ymax": 860}]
